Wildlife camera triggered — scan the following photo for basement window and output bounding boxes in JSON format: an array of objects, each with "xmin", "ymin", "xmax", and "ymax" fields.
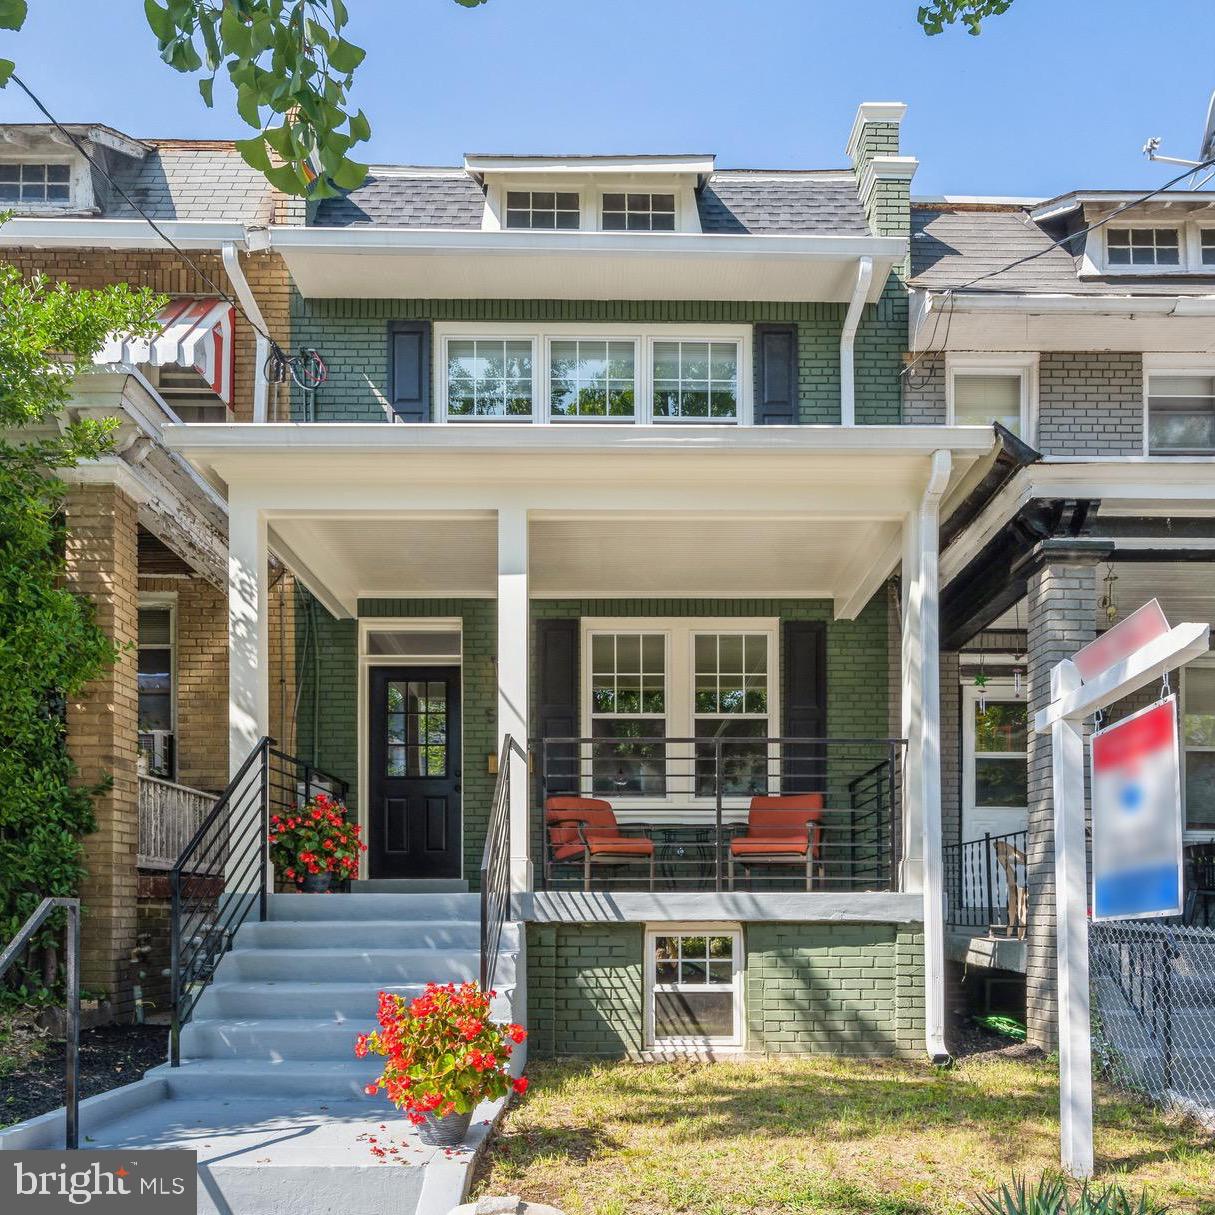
[
  {"xmin": 646, "ymin": 926, "xmax": 743, "ymax": 1049},
  {"xmin": 1147, "ymin": 373, "xmax": 1215, "ymax": 455}
]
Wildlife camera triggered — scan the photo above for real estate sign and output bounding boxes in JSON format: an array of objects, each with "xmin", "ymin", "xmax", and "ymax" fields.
[{"xmin": 1090, "ymin": 696, "xmax": 1184, "ymax": 921}]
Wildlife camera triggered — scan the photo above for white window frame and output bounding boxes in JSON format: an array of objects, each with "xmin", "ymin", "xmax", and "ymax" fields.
[
  {"xmin": 0, "ymin": 153, "xmax": 87, "ymax": 212},
  {"xmin": 579, "ymin": 617, "xmax": 779, "ymax": 810},
  {"xmin": 481, "ymin": 176, "xmax": 700, "ymax": 234},
  {"xmin": 1142, "ymin": 354, "xmax": 1215, "ymax": 457},
  {"xmin": 434, "ymin": 322, "xmax": 753, "ymax": 425},
  {"xmin": 961, "ymin": 679, "xmax": 1028, "ymax": 843},
  {"xmin": 138, "ymin": 593, "xmax": 177, "ymax": 779},
  {"xmin": 1087, "ymin": 218, "xmax": 1215, "ymax": 275},
  {"xmin": 945, "ymin": 352, "xmax": 1038, "ymax": 444},
  {"xmin": 501, "ymin": 187, "xmax": 582, "ymax": 232},
  {"xmin": 600, "ymin": 190, "xmax": 678, "ymax": 232},
  {"xmin": 644, "ymin": 923, "xmax": 744, "ymax": 1051},
  {"xmin": 1200, "ymin": 228, "xmax": 1215, "ymax": 268},
  {"xmin": 356, "ymin": 618, "xmax": 465, "ymax": 881},
  {"xmin": 1181, "ymin": 658, "xmax": 1215, "ymax": 842},
  {"xmin": 1102, "ymin": 224, "xmax": 1184, "ymax": 272}
]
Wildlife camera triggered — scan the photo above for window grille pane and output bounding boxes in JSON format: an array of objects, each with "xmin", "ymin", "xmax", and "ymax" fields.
[
  {"xmin": 1184, "ymin": 667, "xmax": 1215, "ymax": 747},
  {"xmin": 651, "ymin": 341, "xmax": 739, "ymax": 422},
  {"xmin": 1185, "ymin": 752, "xmax": 1215, "ymax": 829},
  {"xmin": 975, "ymin": 756, "xmax": 1028, "ymax": 808},
  {"xmin": 974, "ymin": 702, "xmax": 1027, "ymax": 753},
  {"xmin": 1108, "ymin": 227, "xmax": 1180, "ymax": 267},
  {"xmin": 654, "ymin": 991, "xmax": 733, "ymax": 1039},
  {"xmin": 446, "ymin": 339, "xmax": 533, "ymax": 419},
  {"xmin": 602, "ymin": 191, "xmax": 676, "ymax": 232},
  {"xmin": 138, "ymin": 608, "xmax": 172, "ymax": 646},
  {"xmin": 504, "ymin": 190, "xmax": 580, "ymax": 229},
  {"xmin": 550, "ymin": 339, "xmax": 636, "ymax": 420},
  {"xmin": 953, "ymin": 373, "xmax": 1022, "ymax": 433},
  {"xmin": 591, "ymin": 719, "xmax": 666, "ymax": 796}
]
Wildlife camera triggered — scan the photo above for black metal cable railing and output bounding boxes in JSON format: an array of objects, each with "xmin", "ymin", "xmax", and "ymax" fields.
[
  {"xmin": 942, "ymin": 829, "xmax": 1027, "ymax": 934},
  {"xmin": 537, "ymin": 735, "xmax": 903, "ymax": 892},
  {"xmin": 169, "ymin": 738, "xmax": 348, "ymax": 1065},
  {"xmin": 480, "ymin": 735, "xmax": 524, "ymax": 994}
]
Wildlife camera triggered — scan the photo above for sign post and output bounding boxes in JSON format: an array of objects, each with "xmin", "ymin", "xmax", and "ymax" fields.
[{"xmin": 1032, "ymin": 599, "xmax": 1209, "ymax": 1178}]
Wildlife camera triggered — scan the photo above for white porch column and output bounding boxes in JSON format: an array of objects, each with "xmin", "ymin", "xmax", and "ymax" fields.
[
  {"xmin": 902, "ymin": 450, "xmax": 951, "ymax": 1063},
  {"xmin": 497, "ymin": 505, "xmax": 531, "ymax": 891},
  {"xmin": 228, "ymin": 493, "xmax": 269, "ymax": 777}
]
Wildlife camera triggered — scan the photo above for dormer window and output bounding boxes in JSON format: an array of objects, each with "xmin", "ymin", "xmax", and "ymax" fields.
[
  {"xmin": 0, "ymin": 161, "xmax": 71, "ymax": 206},
  {"xmin": 505, "ymin": 191, "xmax": 580, "ymax": 230},
  {"xmin": 1202, "ymin": 230, "xmax": 1215, "ymax": 266},
  {"xmin": 602, "ymin": 192, "xmax": 676, "ymax": 232},
  {"xmin": 1106, "ymin": 227, "xmax": 1180, "ymax": 267}
]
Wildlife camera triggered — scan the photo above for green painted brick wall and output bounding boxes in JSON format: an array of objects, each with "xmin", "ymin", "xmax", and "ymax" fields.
[
  {"xmin": 745, "ymin": 922, "xmax": 925, "ymax": 1057},
  {"xmin": 296, "ymin": 590, "xmax": 891, "ymax": 886},
  {"xmin": 291, "ymin": 297, "xmax": 903, "ymax": 426},
  {"xmin": 525, "ymin": 920, "xmax": 925, "ymax": 1058}
]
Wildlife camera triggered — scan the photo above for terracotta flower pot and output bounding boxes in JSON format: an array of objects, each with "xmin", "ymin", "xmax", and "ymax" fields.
[
  {"xmin": 299, "ymin": 871, "xmax": 332, "ymax": 893},
  {"xmin": 416, "ymin": 1108, "xmax": 473, "ymax": 1147}
]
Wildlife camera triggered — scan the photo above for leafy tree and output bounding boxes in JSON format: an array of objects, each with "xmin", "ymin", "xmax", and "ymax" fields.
[
  {"xmin": 0, "ymin": 258, "xmax": 162, "ymax": 999},
  {"xmin": 918, "ymin": 0, "xmax": 1014, "ymax": 35}
]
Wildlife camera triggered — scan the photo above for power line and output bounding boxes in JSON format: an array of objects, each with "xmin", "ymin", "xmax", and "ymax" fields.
[{"xmin": 8, "ymin": 71, "xmax": 280, "ymax": 351}]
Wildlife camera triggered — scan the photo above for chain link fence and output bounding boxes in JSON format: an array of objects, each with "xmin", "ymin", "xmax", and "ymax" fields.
[{"xmin": 1090, "ymin": 919, "xmax": 1215, "ymax": 1129}]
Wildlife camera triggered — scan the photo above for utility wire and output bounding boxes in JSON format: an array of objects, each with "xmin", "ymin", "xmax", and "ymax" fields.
[{"xmin": 9, "ymin": 71, "xmax": 280, "ymax": 352}]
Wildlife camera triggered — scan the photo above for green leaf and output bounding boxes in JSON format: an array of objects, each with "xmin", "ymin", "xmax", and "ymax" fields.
[
  {"xmin": 236, "ymin": 83, "xmax": 262, "ymax": 129},
  {"xmin": 219, "ymin": 3, "xmax": 252, "ymax": 58},
  {"xmin": 0, "ymin": 58, "xmax": 13, "ymax": 87},
  {"xmin": 0, "ymin": 0, "xmax": 28, "ymax": 32},
  {"xmin": 264, "ymin": 162, "xmax": 309, "ymax": 195},
  {"xmin": 142, "ymin": 0, "xmax": 173, "ymax": 41},
  {"xmin": 234, "ymin": 136, "xmax": 272, "ymax": 172},
  {"xmin": 327, "ymin": 157, "xmax": 368, "ymax": 192},
  {"xmin": 326, "ymin": 36, "xmax": 365, "ymax": 74},
  {"xmin": 197, "ymin": 75, "xmax": 215, "ymax": 107},
  {"xmin": 347, "ymin": 108, "xmax": 370, "ymax": 144}
]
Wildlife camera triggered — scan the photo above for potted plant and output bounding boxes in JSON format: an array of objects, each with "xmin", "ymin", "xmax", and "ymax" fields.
[
  {"xmin": 268, "ymin": 792, "xmax": 365, "ymax": 892},
  {"xmin": 355, "ymin": 981, "xmax": 528, "ymax": 1146}
]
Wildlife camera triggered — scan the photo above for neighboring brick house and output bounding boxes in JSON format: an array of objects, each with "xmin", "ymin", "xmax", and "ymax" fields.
[
  {"xmin": 1, "ymin": 124, "xmax": 299, "ymax": 1018},
  {"xmin": 909, "ymin": 193, "xmax": 1215, "ymax": 1048}
]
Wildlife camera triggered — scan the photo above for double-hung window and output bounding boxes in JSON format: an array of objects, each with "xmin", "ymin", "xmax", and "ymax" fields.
[
  {"xmin": 1106, "ymin": 227, "xmax": 1181, "ymax": 267},
  {"xmin": 589, "ymin": 632, "xmax": 667, "ymax": 797},
  {"xmin": 647, "ymin": 927, "xmax": 743, "ymax": 1048},
  {"xmin": 1202, "ymin": 230, "xmax": 1215, "ymax": 267},
  {"xmin": 437, "ymin": 325, "xmax": 749, "ymax": 424},
  {"xmin": 1147, "ymin": 372, "xmax": 1215, "ymax": 455},
  {"xmin": 693, "ymin": 634, "xmax": 771, "ymax": 796},
  {"xmin": 137, "ymin": 604, "xmax": 175, "ymax": 779},
  {"xmin": 1183, "ymin": 665, "xmax": 1215, "ymax": 832},
  {"xmin": 947, "ymin": 355, "xmax": 1035, "ymax": 439}
]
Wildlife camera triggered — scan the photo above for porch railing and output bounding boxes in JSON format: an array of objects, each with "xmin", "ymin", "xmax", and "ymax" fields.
[
  {"xmin": 538, "ymin": 735, "xmax": 903, "ymax": 892},
  {"xmin": 169, "ymin": 739, "xmax": 348, "ymax": 1065},
  {"xmin": 138, "ymin": 775, "xmax": 215, "ymax": 870},
  {"xmin": 480, "ymin": 735, "xmax": 523, "ymax": 994},
  {"xmin": 943, "ymin": 829, "xmax": 1028, "ymax": 936}
]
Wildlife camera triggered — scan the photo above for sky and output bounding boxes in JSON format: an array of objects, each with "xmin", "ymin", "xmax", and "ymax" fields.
[{"xmin": 2, "ymin": 0, "xmax": 1213, "ymax": 199}]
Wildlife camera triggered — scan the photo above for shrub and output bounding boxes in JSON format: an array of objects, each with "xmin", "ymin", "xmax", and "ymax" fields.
[
  {"xmin": 974, "ymin": 1173, "xmax": 1168, "ymax": 1215},
  {"xmin": 355, "ymin": 981, "xmax": 527, "ymax": 1122},
  {"xmin": 268, "ymin": 793, "xmax": 365, "ymax": 884}
]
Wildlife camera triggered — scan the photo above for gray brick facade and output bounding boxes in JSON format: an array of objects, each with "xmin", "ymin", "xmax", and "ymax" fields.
[{"xmin": 1037, "ymin": 353, "xmax": 1144, "ymax": 457}]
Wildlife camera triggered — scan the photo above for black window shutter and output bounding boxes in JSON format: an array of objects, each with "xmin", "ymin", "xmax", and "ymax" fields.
[
  {"xmin": 754, "ymin": 323, "xmax": 798, "ymax": 425},
  {"xmin": 781, "ymin": 620, "xmax": 827, "ymax": 792},
  {"xmin": 536, "ymin": 618, "xmax": 579, "ymax": 796},
  {"xmin": 388, "ymin": 321, "xmax": 431, "ymax": 421}
]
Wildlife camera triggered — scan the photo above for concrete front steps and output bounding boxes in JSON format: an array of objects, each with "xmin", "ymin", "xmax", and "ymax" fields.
[{"xmin": 0, "ymin": 892, "xmax": 523, "ymax": 1215}]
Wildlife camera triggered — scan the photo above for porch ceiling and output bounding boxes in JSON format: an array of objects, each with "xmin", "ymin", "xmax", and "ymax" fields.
[{"xmin": 267, "ymin": 513, "xmax": 903, "ymax": 610}]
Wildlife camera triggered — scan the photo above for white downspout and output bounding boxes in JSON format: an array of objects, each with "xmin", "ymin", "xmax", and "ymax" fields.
[
  {"xmin": 917, "ymin": 448, "xmax": 952, "ymax": 1064},
  {"xmin": 221, "ymin": 242, "xmax": 271, "ymax": 423},
  {"xmin": 838, "ymin": 255, "xmax": 873, "ymax": 426}
]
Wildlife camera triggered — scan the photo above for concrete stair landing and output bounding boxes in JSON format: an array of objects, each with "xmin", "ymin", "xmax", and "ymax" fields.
[{"xmin": 0, "ymin": 892, "xmax": 521, "ymax": 1215}]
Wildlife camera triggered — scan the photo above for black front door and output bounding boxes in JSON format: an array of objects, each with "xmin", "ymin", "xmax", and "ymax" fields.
[{"xmin": 368, "ymin": 666, "xmax": 462, "ymax": 878}]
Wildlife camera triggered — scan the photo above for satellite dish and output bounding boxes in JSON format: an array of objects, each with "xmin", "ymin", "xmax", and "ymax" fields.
[{"xmin": 1200, "ymin": 90, "xmax": 1215, "ymax": 162}]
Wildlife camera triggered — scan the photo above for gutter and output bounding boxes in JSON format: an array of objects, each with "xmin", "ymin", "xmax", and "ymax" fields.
[
  {"xmin": 839, "ymin": 256, "xmax": 874, "ymax": 425},
  {"xmin": 0, "ymin": 218, "xmax": 249, "ymax": 250},
  {"xmin": 221, "ymin": 243, "xmax": 272, "ymax": 423},
  {"xmin": 913, "ymin": 287, "xmax": 1215, "ymax": 317},
  {"xmin": 918, "ymin": 449, "xmax": 952, "ymax": 1066}
]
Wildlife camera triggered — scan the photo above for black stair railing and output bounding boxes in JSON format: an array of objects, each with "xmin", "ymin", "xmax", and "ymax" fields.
[
  {"xmin": 480, "ymin": 735, "xmax": 523, "ymax": 995},
  {"xmin": 0, "ymin": 898, "xmax": 80, "ymax": 1146},
  {"xmin": 169, "ymin": 738, "xmax": 348, "ymax": 1066}
]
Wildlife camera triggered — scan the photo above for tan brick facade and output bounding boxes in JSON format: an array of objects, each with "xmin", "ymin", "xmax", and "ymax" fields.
[{"xmin": 64, "ymin": 484, "xmax": 141, "ymax": 1018}]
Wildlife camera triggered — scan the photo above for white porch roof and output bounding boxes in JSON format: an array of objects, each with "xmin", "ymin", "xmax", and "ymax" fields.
[{"xmin": 164, "ymin": 422, "xmax": 996, "ymax": 620}]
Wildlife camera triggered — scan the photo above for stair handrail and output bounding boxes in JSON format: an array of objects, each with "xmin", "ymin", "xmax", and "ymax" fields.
[
  {"xmin": 0, "ymin": 898, "xmax": 80, "ymax": 1147},
  {"xmin": 168, "ymin": 737, "xmax": 349, "ymax": 1065},
  {"xmin": 480, "ymin": 735, "xmax": 524, "ymax": 994}
]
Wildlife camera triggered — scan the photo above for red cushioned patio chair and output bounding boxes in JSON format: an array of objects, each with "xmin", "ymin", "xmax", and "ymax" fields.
[
  {"xmin": 545, "ymin": 796, "xmax": 656, "ymax": 891},
  {"xmin": 728, "ymin": 794, "xmax": 824, "ymax": 891}
]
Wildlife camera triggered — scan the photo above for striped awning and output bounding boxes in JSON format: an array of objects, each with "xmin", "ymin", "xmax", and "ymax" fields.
[{"xmin": 97, "ymin": 297, "xmax": 235, "ymax": 406}]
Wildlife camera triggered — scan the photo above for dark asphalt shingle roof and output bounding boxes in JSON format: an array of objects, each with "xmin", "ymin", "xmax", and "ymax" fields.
[
  {"xmin": 103, "ymin": 145, "xmax": 275, "ymax": 224},
  {"xmin": 310, "ymin": 169, "xmax": 871, "ymax": 235},
  {"xmin": 910, "ymin": 206, "xmax": 1215, "ymax": 295}
]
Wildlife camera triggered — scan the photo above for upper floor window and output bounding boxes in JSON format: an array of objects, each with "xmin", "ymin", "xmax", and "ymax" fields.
[
  {"xmin": 0, "ymin": 161, "xmax": 70, "ymax": 206},
  {"xmin": 1147, "ymin": 372, "xmax": 1215, "ymax": 455},
  {"xmin": 505, "ymin": 190, "xmax": 579, "ymax": 230},
  {"xmin": 1183, "ymin": 664, "xmax": 1215, "ymax": 832},
  {"xmin": 946, "ymin": 355, "xmax": 1036, "ymax": 439},
  {"xmin": 1106, "ymin": 227, "xmax": 1180, "ymax": 267},
  {"xmin": 436, "ymin": 324, "xmax": 750, "ymax": 424},
  {"xmin": 602, "ymin": 192, "xmax": 676, "ymax": 232},
  {"xmin": 1202, "ymin": 230, "xmax": 1215, "ymax": 267}
]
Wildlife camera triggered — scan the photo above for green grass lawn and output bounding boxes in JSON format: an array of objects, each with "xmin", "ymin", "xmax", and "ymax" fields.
[{"xmin": 473, "ymin": 1055, "xmax": 1215, "ymax": 1215}]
